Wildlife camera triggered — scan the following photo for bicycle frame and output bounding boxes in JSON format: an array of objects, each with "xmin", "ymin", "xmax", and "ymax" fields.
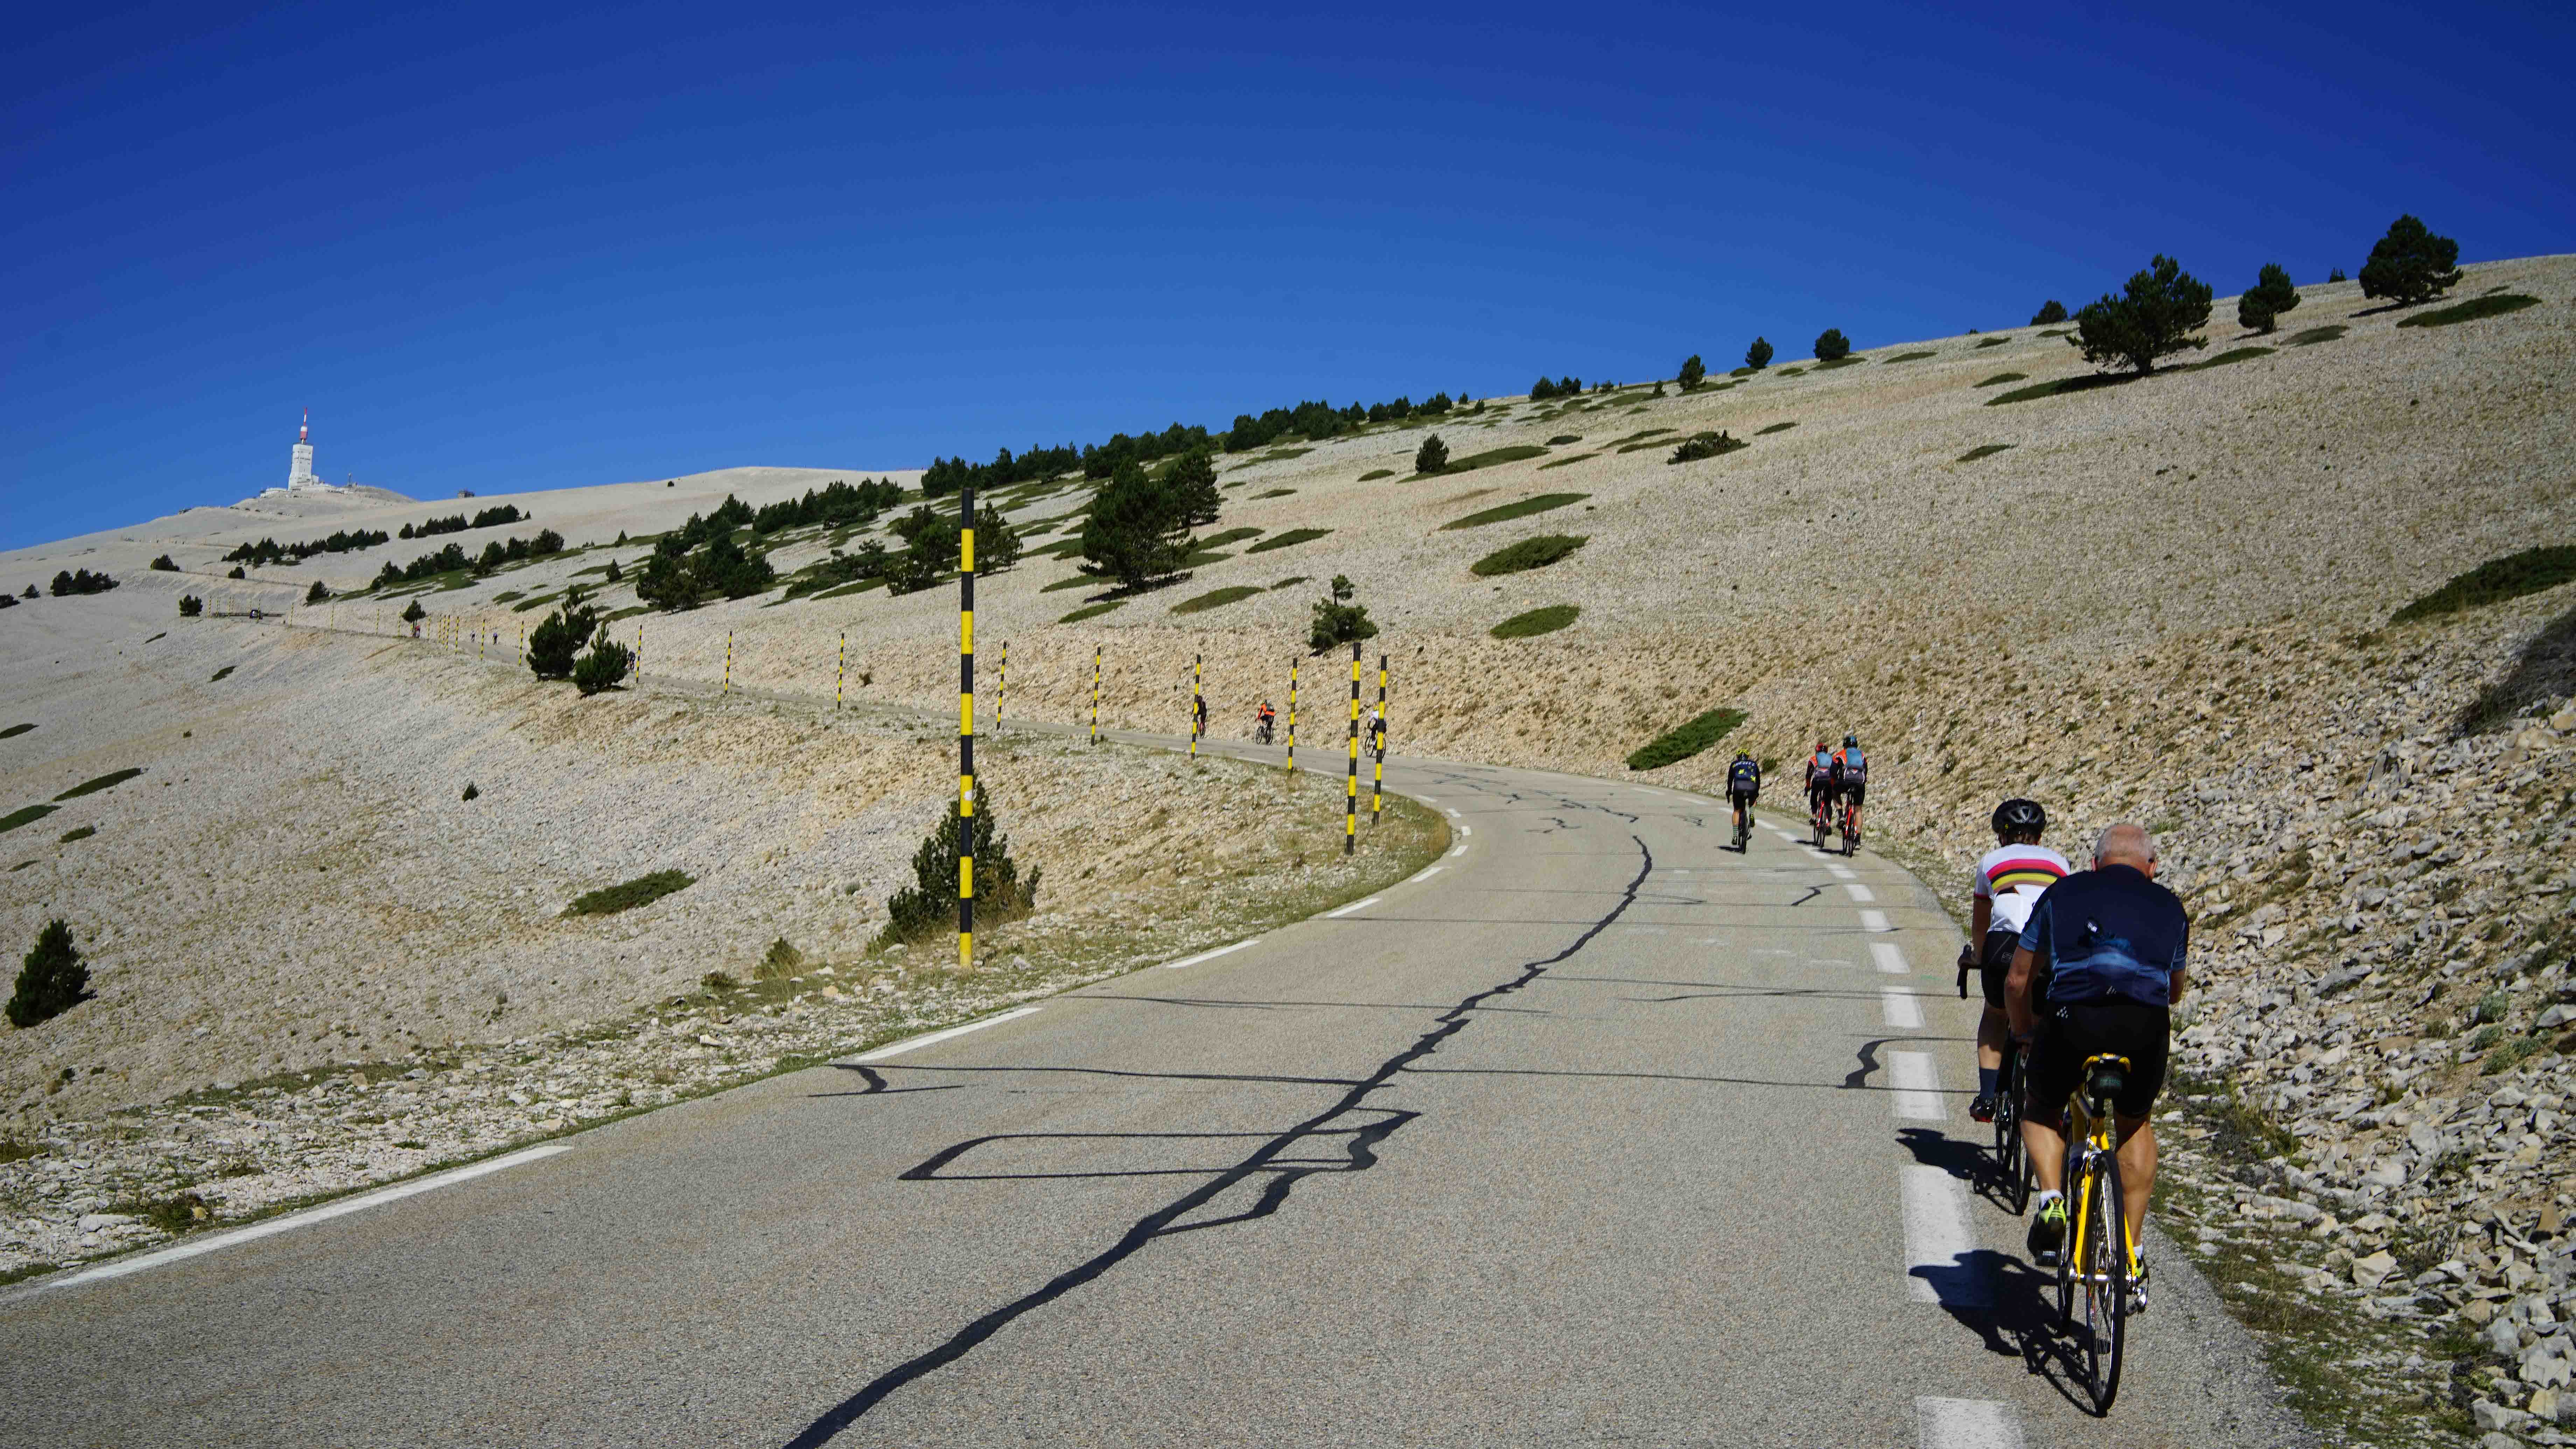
[{"xmin": 2057, "ymin": 1052, "xmax": 2135, "ymax": 1413}]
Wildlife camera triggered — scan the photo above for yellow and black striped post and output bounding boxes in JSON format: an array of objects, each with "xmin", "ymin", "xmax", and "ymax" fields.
[
  {"xmin": 1287, "ymin": 659, "xmax": 1298, "ymax": 770},
  {"xmin": 1373, "ymin": 652, "xmax": 1387, "ymax": 823},
  {"xmin": 1191, "ymin": 652, "xmax": 1202, "ymax": 758},
  {"xmin": 836, "ymin": 632, "xmax": 846, "ymax": 710},
  {"xmin": 723, "ymin": 631, "xmax": 733, "ymax": 694},
  {"xmin": 997, "ymin": 640, "xmax": 1007, "ymax": 723},
  {"xmin": 519, "ymin": 623, "xmax": 526, "ymax": 667},
  {"xmin": 959, "ymin": 477, "xmax": 976, "ymax": 973},
  {"xmin": 1345, "ymin": 641, "xmax": 1360, "ymax": 855},
  {"xmin": 1089, "ymin": 645, "xmax": 1102, "ymax": 744},
  {"xmin": 634, "ymin": 622, "xmax": 643, "ymax": 684}
]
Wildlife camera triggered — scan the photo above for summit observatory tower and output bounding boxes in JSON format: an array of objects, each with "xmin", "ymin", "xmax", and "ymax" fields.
[{"xmin": 287, "ymin": 410, "xmax": 321, "ymax": 491}]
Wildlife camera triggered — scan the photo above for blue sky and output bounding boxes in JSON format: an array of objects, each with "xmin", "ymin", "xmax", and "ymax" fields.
[{"xmin": 4, "ymin": 0, "xmax": 2569, "ymax": 547}]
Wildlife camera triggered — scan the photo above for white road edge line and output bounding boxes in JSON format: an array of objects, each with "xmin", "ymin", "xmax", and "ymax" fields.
[
  {"xmin": 1324, "ymin": 896, "xmax": 1381, "ymax": 918},
  {"xmin": 1889, "ymin": 1051, "xmax": 1945, "ymax": 1120},
  {"xmin": 1409, "ymin": 865, "xmax": 1444, "ymax": 882},
  {"xmin": 1872, "ymin": 942, "xmax": 1909, "ymax": 974},
  {"xmin": 1882, "ymin": 988, "xmax": 1923, "ymax": 1029},
  {"xmin": 1844, "ymin": 882, "xmax": 1876, "ymax": 902},
  {"xmin": 1903, "ymin": 1165, "xmax": 1992, "ymax": 1308},
  {"xmin": 855, "ymin": 1006, "xmax": 1041, "ymax": 1061},
  {"xmin": 1447, "ymin": 844, "xmax": 1467, "ymax": 858},
  {"xmin": 1860, "ymin": 909, "xmax": 1892, "ymax": 933},
  {"xmin": 1456, "ymin": 824, "xmax": 1471, "ymax": 837},
  {"xmin": 1163, "ymin": 939, "xmax": 1259, "ymax": 970},
  {"xmin": 1916, "ymin": 1396, "xmax": 2024, "ymax": 1449},
  {"xmin": 12, "ymin": 1143, "xmax": 574, "ymax": 1298}
]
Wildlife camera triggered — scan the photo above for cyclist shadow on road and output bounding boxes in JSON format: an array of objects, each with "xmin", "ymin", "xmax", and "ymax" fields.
[{"xmin": 1897, "ymin": 1126, "xmax": 2114, "ymax": 1416}]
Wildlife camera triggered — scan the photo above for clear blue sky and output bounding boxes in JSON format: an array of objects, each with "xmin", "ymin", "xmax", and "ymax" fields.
[{"xmin": 5, "ymin": 0, "xmax": 2569, "ymax": 547}]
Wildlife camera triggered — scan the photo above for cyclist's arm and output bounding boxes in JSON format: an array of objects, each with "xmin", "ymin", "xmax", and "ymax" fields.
[
  {"xmin": 2005, "ymin": 945, "xmax": 2040, "ymax": 1037},
  {"xmin": 1969, "ymin": 895, "xmax": 1992, "ymax": 941}
]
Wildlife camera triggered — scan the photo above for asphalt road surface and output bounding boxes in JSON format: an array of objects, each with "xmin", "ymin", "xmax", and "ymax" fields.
[{"xmin": 2, "ymin": 732, "xmax": 2313, "ymax": 1448}]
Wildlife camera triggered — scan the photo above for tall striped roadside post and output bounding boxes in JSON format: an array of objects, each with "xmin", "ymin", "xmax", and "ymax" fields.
[
  {"xmin": 1089, "ymin": 646, "xmax": 1102, "ymax": 744},
  {"xmin": 959, "ymin": 476, "xmax": 976, "ymax": 973},
  {"xmin": 836, "ymin": 632, "xmax": 846, "ymax": 710},
  {"xmin": 723, "ymin": 632, "xmax": 733, "ymax": 695},
  {"xmin": 1287, "ymin": 659, "xmax": 1298, "ymax": 771},
  {"xmin": 635, "ymin": 622, "xmax": 644, "ymax": 685},
  {"xmin": 1372, "ymin": 653, "xmax": 1388, "ymax": 823},
  {"xmin": 1191, "ymin": 652, "xmax": 1202, "ymax": 758},
  {"xmin": 1345, "ymin": 641, "xmax": 1360, "ymax": 855},
  {"xmin": 997, "ymin": 640, "xmax": 1007, "ymax": 724}
]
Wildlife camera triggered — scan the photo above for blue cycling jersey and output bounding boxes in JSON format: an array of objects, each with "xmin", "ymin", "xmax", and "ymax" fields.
[{"xmin": 2017, "ymin": 864, "xmax": 2190, "ymax": 1007}]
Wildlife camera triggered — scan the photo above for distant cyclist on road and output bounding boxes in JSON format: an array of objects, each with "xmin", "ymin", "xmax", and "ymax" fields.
[
  {"xmin": 1832, "ymin": 735, "xmax": 1868, "ymax": 839},
  {"xmin": 2008, "ymin": 822, "xmax": 2190, "ymax": 1304},
  {"xmin": 1255, "ymin": 699, "xmax": 1278, "ymax": 742},
  {"xmin": 1369, "ymin": 701, "xmax": 1387, "ymax": 755},
  {"xmin": 1726, "ymin": 751, "xmax": 1762, "ymax": 841},
  {"xmin": 1962, "ymin": 799, "xmax": 2070, "ymax": 1124},
  {"xmin": 1805, "ymin": 739, "xmax": 1836, "ymax": 833},
  {"xmin": 1193, "ymin": 694, "xmax": 1209, "ymax": 737}
]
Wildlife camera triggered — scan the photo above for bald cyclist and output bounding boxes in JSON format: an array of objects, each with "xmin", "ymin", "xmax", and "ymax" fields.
[{"xmin": 2006, "ymin": 822, "xmax": 2190, "ymax": 1304}]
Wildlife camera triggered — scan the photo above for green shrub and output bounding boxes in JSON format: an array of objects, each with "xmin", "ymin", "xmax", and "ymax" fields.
[
  {"xmin": 2396, "ymin": 293, "xmax": 2540, "ymax": 328},
  {"xmin": 527, "ymin": 598, "xmax": 602, "ymax": 681},
  {"xmin": 2391, "ymin": 545, "xmax": 2576, "ymax": 623},
  {"xmin": 1974, "ymin": 372, "xmax": 2028, "ymax": 388},
  {"xmin": 1669, "ymin": 431, "xmax": 1746, "ymax": 463},
  {"xmin": 2070, "ymin": 254, "xmax": 2213, "ymax": 373},
  {"xmin": 58, "ymin": 826, "xmax": 94, "ymax": 844},
  {"xmin": 1415, "ymin": 435, "xmax": 1450, "ymax": 474},
  {"xmin": 7, "ymin": 920, "xmax": 90, "ymax": 1029},
  {"xmin": 1678, "ymin": 354, "xmax": 1707, "ymax": 389},
  {"xmin": 2236, "ymin": 262, "xmax": 2300, "ymax": 333},
  {"xmin": 1, "ymin": 805, "xmax": 58, "ymax": 835},
  {"xmin": 1357, "ymin": 469, "xmax": 1395, "ymax": 481},
  {"xmin": 1058, "ymin": 601, "xmax": 1124, "ymax": 623},
  {"xmin": 56, "ymin": 768, "xmax": 142, "ymax": 801},
  {"xmin": 1439, "ymin": 444, "xmax": 1550, "ymax": 473},
  {"xmin": 880, "ymin": 798, "xmax": 1039, "ymax": 944},
  {"xmin": 1744, "ymin": 337, "xmax": 1774, "ymax": 370},
  {"xmin": 1309, "ymin": 575, "xmax": 1379, "ymax": 652},
  {"xmin": 1776, "ymin": 366, "xmax": 1805, "ymax": 377},
  {"xmin": 1878, "ymin": 351, "xmax": 1935, "ymax": 364},
  {"xmin": 1755, "ymin": 421, "xmax": 1797, "ymax": 435},
  {"xmin": 2358, "ymin": 214, "xmax": 2462, "ymax": 304},
  {"xmin": 1171, "ymin": 585, "xmax": 1262, "ymax": 615},
  {"xmin": 209, "ymin": 665, "xmax": 234, "ymax": 682},
  {"xmin": 1812, "ymin": 329, "xmax": 1850, "ymax": 362},
  {"xmin": 1625, "ymin": 707, "xmax": 1748, "ymax": 771},
  {"xmin": 1490, "ymin": 604, "xmax": 1579, "ymax": 639},
  {"xmin": 2030, "ymin": 299, "xmax": 2068, "ymax": 325},
  {"xmin": 305, "ymin": 580, "xmax": 331, "ymax": 604},
  {"xmin": 1442, "ymin": 493, "xmax": 1588, "ymax": 530},
  {"xmin": 1246, "ymin": 528, "xmax": 1332, "ymax": 553},
  {"xmin": 1957, "ymin": 444, "xmax": 2017, "ymax": 462},
  {"xmin": 150, "ymin": 554, "xmax": 178, "ymax": 572},
  {"xmin": 401, "ymin": 600, "xmax": 427, "ymax": 623},
  {"xmin": 573, "ymin": 633, "xmax": 632, "ymax": 695},
  {"xmin": 1470, "ymin": 534, "xmax": 1587, "ymax": 576},
  {"xmin": 1253, "ymin": 488, "xmax": 1296, "ymax": 499},
  {"xmin": 1545, "ymin": 434, "xmax": 1583, "ymax": 446},
  {"xmin": 227, "ymin": 567, "xmax": 246, "ymax": 580},
  {"xmin": 178, "ymin": 595, "xmax": 202, "ymax": 617},
  {"xmin": 462, "ymin": 782, "xmax": 479, "ymax": 802},
  {"xmin": 1974, "ymin": 336, "xmax": 2010, "ymax": 348},
  {"xmin": 564, "ymin": 869, "xmax": 695, "ymax": 917},
  {"xmin": 0, "ymin": 723, "xmax": 30, "ymax": 739}
]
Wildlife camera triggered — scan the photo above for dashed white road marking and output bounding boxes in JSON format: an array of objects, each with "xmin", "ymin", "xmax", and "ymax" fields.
[
  {"xmin": 1871, "ymin": 942, "xmax": 1909, "ymax": 974},
  {"xmin": 1444, "ymin": 807, "xmax": 1462, "ymax": 819},
  {"xmin": 1843, "ymin": 882, "xmax": 1875, "ymax": 902},
  {"xmin": 1882, "ymin": 988, "xmax": 1923, "ymax": 1029},
  {"xmin": 858, "ymin": 1006, "xmax": 1042, "ymax": 1061},
  {"xmin": 1323, "ymin": 896, "xmax": 1381, "ymax": 918},
  {"xmin": 1163, "ymin": 939, "xmax": 1259, "ymax": 970},
  {"xmin": 1860, "ymin": 909, "xmax": 1891, "ymax": 933},
  {"xmin": 1826, "ymin": 863, "xmax": 1856, "ymax": 880},
  {"xmin": 1915, "ymin": 1396, "xmax": 2024, "ymax": 1449},
  {"xmin": 1903, "ymin": 1165, "xmax": 1992, "ymax": 1307},
  {"xmin": 1409, "ymin": 865, "xmax": 1443, "ymax": 882},
  {"xmin": 1456, "ymin": 824, "xmax": 1471, "ymax": 837},
  {"xmin": 1447, "ymin": 844, "xmax": 1467, "ymax": 858},
  {"xmin": 11, "ymin": 1143, "xmax": 575, "ymax": 1298},
  {"xmin": 1889, "ymin": 1051, "xmax": 1945, "ymax": 1120}
]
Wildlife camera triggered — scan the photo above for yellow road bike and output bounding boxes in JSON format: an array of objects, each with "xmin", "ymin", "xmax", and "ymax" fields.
[{"xmin": 2053, "ymin": 1052, "xmax": 2137, "ymax": 1414}]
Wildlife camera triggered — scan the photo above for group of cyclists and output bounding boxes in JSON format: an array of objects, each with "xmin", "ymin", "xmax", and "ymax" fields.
[
  {"xmin": 1240, "ymin": 698, "xmax": 1381, "ymax": 752},
  {"xmin": 1724, "ymin": 736, "xmax": 2188, "ymax": 1336},
  {"xmin": 1721, "ymin": 734, "xmax": 1868, "ymax": 849}
]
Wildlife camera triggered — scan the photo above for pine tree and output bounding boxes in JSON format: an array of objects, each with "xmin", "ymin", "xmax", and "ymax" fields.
[
  {"xmin": 2070, "ymin": 254, "xmax": 2213, "ymax": 374},
  {"xmin": 2237, "ymin": 262, "xmax": 2300, "ymax": 333},
  {"xmin": 572, "ymin": 629, "xmax": 632, "ymax": 696},
  {"xmin": 1677, "ymin": 354, "xmax": 1707, "ymax": 389},
  {"xmin": 305, "ymin": 580, "xmax": 331, "ymax": 604},
  {"xmin": 880, "ymin": 798, "xmax": 1041, "ymax": 944},
  {"xmin": 401, "ymin": 599, "xmax": 427, "ymax": 623},
  {"xmin": 974, "ymin": 503, "xmax": 1024, "ymax": 570},
  {"xmin": 528, "ymin": 598, "xmax": 602, "ymax": 680},
  {"xmin": 7, "ymin": 920, "xmax": 91, "ymax": 1029},
  {"xmin": 1415, "ymin": 435, "xmax": 1449, "ymax": 474},
  {"xmin": 178, "ymin": 594, "xmax": 202, "ymax": 616},
  {"xmin": 1168, "ymin": 449, "xmax": 1222, "ymax": 526},
  {"xmin": 1078, "ymin": 460, "xmax": 1193, "ymax": 591},
  {"xmin": 1309, "ymin": 574, "xmax": 1380, "ymax": 652},
  {"xmin": 2030, "ymin": 299, "xmax": 2069, "ymax": 325},
  {"xmin": 1744, "ymin": 337, "xmax": 1774, "ymax": 370},
  {"xmin": 2358, "ymin": 214, "xmax": 2463, "ymax": 305},
  {"xmin": 1813, "ymin": 328, "xmax": 1851, "ymax": 362}
]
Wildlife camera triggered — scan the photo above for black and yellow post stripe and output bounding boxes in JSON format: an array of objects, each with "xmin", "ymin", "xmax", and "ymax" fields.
[
  {"xmin": 1191, "ymin": 652, "xmax": 1202, "ymax": 758},
  {"xmin": 723, "ymin": 631, "xmax": 733, "ymax": 694},
  {"xmin": 997, "ymin": 640, "xmax": 1007, "ymax": 722},
  {"xmin": 837, "ymin": 631, "xmax": 846, "ymax": 710},
  {"xmin": 1345, "ymin": 642, "xmax": 1359, "ymax": 855},
  {"xmin": 959, "ymin": 478, "xmax": 976, "ymax": 973},
  {"xmin": 1090, "ymin": 645, "xmax": 1102, "ymax": 744},
  {"xmin": 1373, "ymin": 652, "xmax": 1387, "ymax": 823},
  {"xmin": 1287, "ymin": 659, "xmax": 1298, "ymax": 770}
]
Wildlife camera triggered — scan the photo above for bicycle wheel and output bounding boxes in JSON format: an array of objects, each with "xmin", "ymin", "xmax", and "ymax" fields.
[
  {"xmin": 2079, "ymin": 1149, "xmax": 2130, "ymax": 1414},
  {"xmin": 1998, "ymin": 1101, "xmax": 2030, "ymax": 1217},
  {"xmin": 2053, "ymin": 1140, "xmax": 2083, "ymax": 1328}
]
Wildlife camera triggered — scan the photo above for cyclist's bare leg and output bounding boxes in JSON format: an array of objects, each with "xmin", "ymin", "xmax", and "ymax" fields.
[
  {"xmin": 1977, "ymin": 1005, "xmax": 2008, "ymax": 1076},
  {"xmin": 2114, "ymin": 1115, "xmax": 2156, "ymax": 1245},
  {"xmin": 2022, "ymin": 1113, "xmax": 2068, "ymax": 1195}
]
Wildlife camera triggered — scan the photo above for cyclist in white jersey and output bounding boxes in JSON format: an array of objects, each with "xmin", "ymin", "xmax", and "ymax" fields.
[{"xmin": 1963, "ymin": 798, "xmax": 2071, "ymax": 1122}]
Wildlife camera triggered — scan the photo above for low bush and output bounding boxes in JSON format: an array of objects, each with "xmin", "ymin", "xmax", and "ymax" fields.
[
  {"xmin": 1309, "ymin": 575, "xmax": 1379, "ymax": 652},
  {"xmin": 1253, "ymin": 488, "xmax": 1296, "ymax": 499},
  {"xmin": 209, "ymin": 665, "xmax": 234, "ymax": 682},
  {"xmin": 56, "ymin": 768, "xmax": 143, "ymax": 801},
  {"xmin": 1172, "ymin": 585, "xmax": 1262, "ymax": 615},
  {"xmin": 1669, "ymin": 431, "xmax": 1747, "ymax": 463},
  {"xmin": 1546, "ymin": 433, "xmax": 1583, "ymax": 446},
  {"xmin": 178, "ymin": 595, "xmax": 203, "ymax": 617},
  {"xmin": 880, "ymin": 798, "xmax": 1039, "ymax": 944},
  {"xmin": 50, "ymin": 569, "xmax": 118, "ymax": 597},
  {"xmin": 2392, "ymin": 545, "xmax": 2576, "ymax": 623},
  {"xmin": 573, "ymin": 634, "xmax": 633, "ymax": 695},
  {"xmin": 401, "ymin": 600, "xmax": 427, "ymax": 624},
  {"xmin": 461, "ymin": 783, "xmax": 479, "ymax": 802},
  {"xmin": 1879, "ymin": 351, "xmax": 1935, "ymax": 364},
  {"xmin": 1470, "ymin": 534, "xmax": 1587, "ymax": 576},
  {"xmin": 1442, "ymin": 493, "xmax": 1588, "ymax": 530},
  {"xmin": 7, "ymin": 919, "xmax": 91, "ymax": 1029},
  {"xmin": 58, "ymin": 826, "xmax": 94, "ymax": 844},
  {"xmin": 227, "ymin": 566, "xmax": 246, "ymax": 579},
  {"xmin": 563, "ymin": 869, "xmax": 695, "ymax": 917},
  {"xmin": 1625, "ymin": 707, "xmax": 1748, "ymax": 771},
  {"xmin": 150, "ymin": 555, "xmax": 178, "ymax": 572},
  {"xmin": 1957, "ymin": 444, "xmax": 2017, "ymax": 462},
  {"xmin": 1490, "ymin": 604, "xmax": 1579, "ymax": 639},
  {"xmin": 0, "ymin": 723, "xmax": 31, "ymax": 739},
  {"xmin": 1974, "ymin": 336, "xmax": 2011, "ymax": 349},
  {"xmin": 1, "ymin": 805, "xmax": 59, "ymax": 835},
  {"xmin": 1438, "ymin": 444, "xmax": 1551, "ymax": 474},
  {"xmin": 2395, "ymin": 294, "xmax": 2540, "ymax": 328}
]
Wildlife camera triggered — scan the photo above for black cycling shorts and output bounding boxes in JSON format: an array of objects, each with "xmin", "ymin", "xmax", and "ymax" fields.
[
  {"xmin": 1728, "ymin": 786, "xmax": 1757, "ymax": 807},
  {"xmin": 2023, "ymin": 999, "xmax": 2170, "ymax": 1121},
  {"xmin": 1975, "ymin": 930, "xmax": 2017, "ymax": 1009},
  {"xmin": 1842, "ymin": 782, "xmax": 1866, "ymax": 807}
]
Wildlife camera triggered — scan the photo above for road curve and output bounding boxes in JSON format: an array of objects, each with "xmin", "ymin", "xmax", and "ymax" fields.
[{"xmin": 0, "ymin": 730, "xmax": 2310, "ymax": 1448}]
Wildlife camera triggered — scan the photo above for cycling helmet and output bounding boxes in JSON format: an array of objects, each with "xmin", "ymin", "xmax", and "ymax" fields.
[
  {"xmin": 1991, "ymin": 798, "xmax": 2047, "ymax": 835},
  {"xmin": 1844, "ymin": 734, "xmax": 1858, "ymax": 748}
]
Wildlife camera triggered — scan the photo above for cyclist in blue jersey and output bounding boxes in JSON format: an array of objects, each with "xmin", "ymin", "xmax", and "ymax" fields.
[{"xmin": 1832, "ymin": 735, "xmax": 1869, "ymax": 840}]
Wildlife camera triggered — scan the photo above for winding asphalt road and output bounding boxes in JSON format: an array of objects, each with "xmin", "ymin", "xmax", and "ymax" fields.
[{"xmin": 1, "ymin": 732, "xmax": 2311, "ymax": 1447}]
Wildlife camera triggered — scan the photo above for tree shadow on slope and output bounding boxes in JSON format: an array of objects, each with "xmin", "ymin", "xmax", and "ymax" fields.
[{"xmin": 2458, "ymin": 602, "xmax": 2576, "ymax": 735}]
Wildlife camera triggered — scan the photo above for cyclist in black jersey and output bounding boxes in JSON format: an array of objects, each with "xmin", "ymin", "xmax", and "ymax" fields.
[{"xmin": 1725, "ymin": 752, "xmax": 1761, "ymax": 844}]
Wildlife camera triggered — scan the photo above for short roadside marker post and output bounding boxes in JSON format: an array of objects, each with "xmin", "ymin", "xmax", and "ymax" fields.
[
  {"xmin": 1345, "ymin": 641, "xmax": 1360, "ymax": 855},
  {"xmin": 1373, "ymin": 652, "xmax": 1387, "ymax": 824},
  {"xmin": 1287, "ymin": 658, "xmax": 1298, "ymax": 771},
  {"xmin": 1191, "ymin": 652, "xmax": 1203, "ymax": 758},
  {"xmin": 723, "ymin": 631, "xmax": 733, "ymax": 695},
  {"xmin": 836, "ymin": 632, "xmax": 846, "ymax": 710},
  {"xmin": 1090, "ymin": 645, "xmax": 1102, "ymax": 744},
  {"xmin": 634, "ymin": 622, "xmax": 643, "ymax": 684},
  {"xmin": 997, "ymin": 640, "xmax": 1007, "ymax": 724}
]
